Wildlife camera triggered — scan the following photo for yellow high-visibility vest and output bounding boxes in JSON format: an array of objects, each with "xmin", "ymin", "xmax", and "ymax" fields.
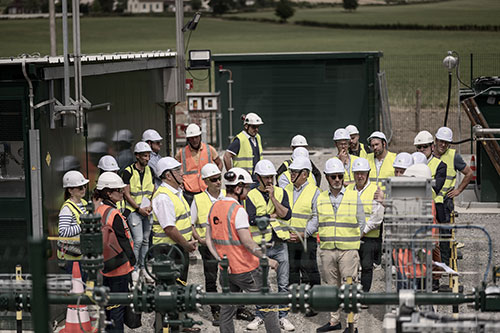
[
  {"xmin": 367, "ymin": 151, "xmax": 396, "ymax": 191},
  {"xmin": 348, "ymin": 182, "xmax": 379, "ymax": 238},
  {"xmin": 427, "ymin": 156, "xmax": 444, "ymax": 204},
  {"xmin": 57, "ymin": 199, "xmax": 87, "ymax": 260},
  {"xmin": 232, "ymin": 131, "xmax": 263, "ymax": 175},
  {"xmin": 285, "ymin": 182, "xmax": 318, "ymax": 236},
  {"xmin": 124, "ymin": 164, "xmax": 154, "ymax": 211},
  {"xmin": 438, "ymin": 149, "xmax": 457, "ymax": 198},
  {"xmin": 193, "ymin": 190, "xmax": 226, "ymax": 238}
]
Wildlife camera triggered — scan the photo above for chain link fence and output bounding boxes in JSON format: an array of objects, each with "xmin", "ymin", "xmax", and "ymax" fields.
[{"xmin": 381, "ymin": 53, "xmax": 500, "ymax": 154}]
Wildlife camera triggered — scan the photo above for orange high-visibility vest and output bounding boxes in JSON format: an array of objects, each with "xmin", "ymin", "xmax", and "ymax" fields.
[
  {"xmin": 209, "ymin": 200, "xmax": 259, "ymax": 274},
  {"xmin": 179, "ymin": 143, "xmax": 212, "ymax": 193}
]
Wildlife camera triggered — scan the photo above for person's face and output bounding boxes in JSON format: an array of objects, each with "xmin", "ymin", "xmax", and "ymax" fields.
[
  {"xmin": 109, "ymin": 187, "xmax": 124, "ymax": 203},
  {"xmin": 326, "ymin": 173, "xmax": 344, "ymax": 191},
  {"xmin": 415, "ymin": 143, "xmax": 432, "ymax": 158},
  {"xmin": 150, "ymin": 141, "xmax": 162, "ymax": 153},
  {"xmin": 258, "ymin": 175, "xmax": 274, "ymax": 188},
  {"xmin": 349, "ymin": 134, "xmax": 360, "ymax": 150},
  {"xmin": 136, "ymin": 152, "xmax": 150, "ymax": 166},
  {"xmin": 335, "ymin": 140, "xmax": 349, "ymax": 154},
  {"xmin": 290, "ymin": 169, "xmax": 307, "ymax": 187},
  {"xmin": 188, "ymin": 136, "xmax": 201, "ymax": 150},
  {"xmin": 68, "ymin": 185, "xmax": 86, "ymax": 199},
  {"xmin": 370, "ymin": 138, "xmax": 386, "ymax": 157},
  {"xmin": 235, "ymin": 184, "xmax": 251, "ymax": 200},
  {"xmin": 394, "ymin": 167, "xmax": 406, "ymax": 177},
  {"xmin": 354, "ymin": 171, "xmax": 369, "ymax": 189},
  {"xmin": 435, "ymin": 139, "xmax": 450, "ymax": 156},
  {"xmin": 204, "ymin": 174, "xmax": 222, "ymax": 192},
  {"xmin": 246, "ymin": 124, "xmax": 260, "ymax": 137}
]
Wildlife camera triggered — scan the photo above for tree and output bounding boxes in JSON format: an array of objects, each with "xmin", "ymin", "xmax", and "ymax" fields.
[
  {"xmin": 191, "ymin": 0, "xmax": 201, "ymax": 11},
  {"xmin": 275, "ymin": 0, "xmax": 294, "ymax": 23},
  {"xmin": 343, "ymin": 0, "xmax": 358, "ymax": 11},
  {"xmin": 209, "ymin": 0, "xmax": 232, "ymax": 15}
]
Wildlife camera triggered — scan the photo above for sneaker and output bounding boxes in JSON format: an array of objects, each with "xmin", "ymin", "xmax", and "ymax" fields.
[
  {"xmin": 280, "ymin": 318, "xmax": 295, "ymax": 331},
  {"xmin": 343, "ymin": 328, "xmax": 357, "ymax": 333},
  {"xmin": 142, "ymin": 268, "xmax": 155, "ymax": 284},
  {"xmin": 246, "ymin": 317, "xmax": 264, "ymax": 330},
  {"xmin": 131, "ymin": 270, "xmax": 140, "ymax": 284},
  {"xmin": 212, "ymin": 311, "xmax": 220, "ymax": 327},
  {"xmin": 317, "ymin": 322, "xmax": 341, "ymax": 332},
  {"xmin": 456, "ymin": 242, "xmax": 465, "ymax": 249},
  {"xmin": 236, "ymin": 307, "xmax": 255, "ymax": 321},
  {"xmin": 359, "ymin": 304, "xmax": 369, "ymax": 310}
]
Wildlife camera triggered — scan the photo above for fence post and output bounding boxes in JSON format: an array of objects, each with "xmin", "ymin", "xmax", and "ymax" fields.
[{"xmin": 415, "ymin": 89, "xmax": 421, "ymax": 132}]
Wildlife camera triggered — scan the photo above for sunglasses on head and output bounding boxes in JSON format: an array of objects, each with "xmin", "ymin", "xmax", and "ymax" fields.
[
  {"xmin": 327, "ymin": 174, "xmax": 344, "ymax": 180},
  {"xmin": 416, "ymin": 144, "xmax": 430, "ymax": 150},
  {"xmin": 208, "ymin": 176, "xmax": 221, "ymax": 183}
]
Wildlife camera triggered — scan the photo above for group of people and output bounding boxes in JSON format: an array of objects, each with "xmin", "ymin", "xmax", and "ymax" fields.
[{"xmin": 56, "ymin": 112, "xmax": 472, "ymax": 333}]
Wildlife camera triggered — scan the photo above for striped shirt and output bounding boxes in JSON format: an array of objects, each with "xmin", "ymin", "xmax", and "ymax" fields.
[{"xmin": 58, "ymin": 201, "xmax": 86, "ymax": 237}]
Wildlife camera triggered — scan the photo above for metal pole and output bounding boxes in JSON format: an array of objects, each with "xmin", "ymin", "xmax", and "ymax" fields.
[
  {"xmin": 62, "ymin": 0, "xmax": 70, "ymax": 106},
  {"xmin": 175, "ymin": 0, "xmax": 186, "ymax": 103},
  {"xmin": 228, "ymin": 78, "xmax": 234, "ymax": 141},
  {"xmin": 49, "ymin": 0, "xmax": 56, "ymax": 56}
]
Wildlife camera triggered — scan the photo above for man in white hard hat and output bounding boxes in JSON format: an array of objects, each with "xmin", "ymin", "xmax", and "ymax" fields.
[
  {"xmin": 284, "ymin": 156, "xmax": 321, "ymax": 309},
  {"xmin": 142, "ymin": 129, "xmax": 164, "ymax": 187},
  {"xmin": 97, "ymin": 155, "xmax": 120, "ymax": 174},
  {"xmin": 152, "ymin": 157, "xmax": 197, "ymax": 279},
  {"xmin": 122, "ymin": 141, "xmax": 155, "ymax": 284},
  {"xmin": 277, "ymin": 146, "xmax": 321, "ymax": 189},
  {"xmin": 223, "ymin": 113, "xmax": 264, "ymax": 186},
  {"xmin": 311, "ymin": 158, "xmax": 365, "ymax": 333},
  {"xmin": 392, "ymin": 152, "xmax": 414, "ymax": 177},
  {"xmin": 346, "ymin": 125, "xmax": 370, "ymax": 158},
  {"xmin": 190, "ymin": 163, "xmax": 225, "ymax": 326},
  {"xmin": 350, "ymin": 158, "xmax": 384, "ymax": 295},
  {"xmin": 333, "ymin": 128, "xmax": 359, "ymax": 185},
  {"xmin": 244, "ymin": 160, "xmax": 294, "ymax": 332},
  {"xmin": 276, "ymin": 135, "xmax": 321, "ymax": 188},
  {"xmin": 433, "ymin": 126, "xmax": 473, "ymax": 265},
  {"xmin": 366, "ymin": 131, "xmax": 397, "ymax": 190},
  {"xmin": 175, "ymin": 123, "xmax": 223, "ymax": 206},
  {"xmin": 112, "ymin": 129, "xmax": 134, "ymax": 172},
  {"xmin": 206, "ymin": 168, "xmax": 280, "ymax": 333}
]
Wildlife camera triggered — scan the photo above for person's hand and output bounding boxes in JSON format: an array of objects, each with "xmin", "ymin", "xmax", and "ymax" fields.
[
  {"xmin": 289, "ymin": 233, "xmax": 298, "ymax": 242},
  {"xmin": 184, "ymin": 240, "xmax": 198, "ymax": 252},
  {"xmin": 338, "ymin": 148, "xmax": 349, "ymax": 164},
  {"xmin": 447, "ymin": 189, "xmax": 460, "ymax": 199},
  {"xmin": 265, "ymin": 184, "xmax": 274, "ymax": 198},
  {"xmin": 198, "ymin": 238, "xmax": 207, "ymax": 246},
  {"xmin": 374, "ymin": 187, "xmax": 384, "ymax": 204},
  {"xmin": 268, "ymin": 258, "xmax": 279, "ymax": 270},
  {"xmin": 145, "ymin": 205, "xmax": 153, "ymax": 214},
  {"xmin": 137, "ymin": 207, "xmax": 149, "ymax": 217}
]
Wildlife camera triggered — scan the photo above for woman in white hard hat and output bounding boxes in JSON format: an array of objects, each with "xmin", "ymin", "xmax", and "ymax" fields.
[
  {"xmin": 94, "ymin": 172, "xmax": 136, "ymax": 332},
  {"xmin": 57, "ymin": 171, "xmax": 89, "ymax": 276}
]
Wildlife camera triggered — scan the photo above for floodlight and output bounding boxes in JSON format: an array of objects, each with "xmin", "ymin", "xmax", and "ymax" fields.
[{"xmin": 188, "ymin": 50, "xmax": 211, "ymax": 70}]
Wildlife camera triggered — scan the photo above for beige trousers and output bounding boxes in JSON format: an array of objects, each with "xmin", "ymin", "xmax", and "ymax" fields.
[{"xmin": 320, "ymin": 248, "xmax": 360, "ymax": 326}]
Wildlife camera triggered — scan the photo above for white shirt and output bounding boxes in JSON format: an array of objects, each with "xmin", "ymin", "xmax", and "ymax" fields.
[
  {"xmin": 374, "ymin": 157, "xmax": 384, "ymax": 176},
  {"xmin": 152, "ymin": 182, "xmax": 188, "ymax": 229},
  {"xmin": 354, "ymin": 181, "xmax": 385, "ymax": 235},
  {"xmin": 190, "ymin": 190, "xmax": 225, "ymax": 226}
]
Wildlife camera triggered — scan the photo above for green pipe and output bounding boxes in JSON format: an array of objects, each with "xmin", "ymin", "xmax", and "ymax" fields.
[
  {"xmin": 361, "ymin": 292, "xmax": 473, "ymax": 305},
  {"xmin": 200, "ymin": 292, "xmax": 290, "ymax": 305},
  {"xmin": 48, "ymin": 293, "xmax": 131, "ymax": 305}
]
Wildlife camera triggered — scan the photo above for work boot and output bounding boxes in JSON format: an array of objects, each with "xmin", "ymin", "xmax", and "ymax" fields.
[
  {"xmin": 317, "ymin": 322, "xmax": 341, "ymax": 332},
  {"xmin": 212, "ymin": 311, "xmax": 220, "ymax": 327},
  {"xmin": 236, "ymin": 307, "xmax": 255, "ymax": 321},
  {"xmin": 246, "ymin": 317, "xmax": 263, "ymax": 330}
]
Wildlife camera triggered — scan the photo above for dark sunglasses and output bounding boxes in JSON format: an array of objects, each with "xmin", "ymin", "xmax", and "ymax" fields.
[
  {"xmin": 327, "ymin": 174, "xmax": 344, "ymax": 180},
  {"xmin": 208, "ymin": 177, "xmax": 221, "ymax": 183},
  {"xmin": 290, "ymin": 169, "xmax": 302, "ymax": 175},
  {"xmin": 249, "ymin": 125, "xmax": 260, "ymax": 129},
  {"xmin": 111, "ymin": 188, "xmax": 123, "ymax": 193},
  {"xmin": 416, "ymin": 144, "xmax": 430, "ymax": 150}
]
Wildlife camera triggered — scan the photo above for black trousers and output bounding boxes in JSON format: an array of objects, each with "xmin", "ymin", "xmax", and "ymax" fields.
[
  {"xmin": 439, "ymin": 198, "xmax": 454, "ymax": 266},
  {"xmin": 199, "ymin": 244, "xmax": 220, "ymax": 314},
  {"xmin": 288, "ymin": 237, "xmax": 321, "ymax": 286},
  {"xmin": 359, "ymin": 237, "xmax": 381, "ymax": 292},
  {"xmin": 183, "ymin": 190, "xmax": 201, "ymax": 207},
  {"xmin": 103, "ymin": 273, "xmax": 130, "ymax": 332}
]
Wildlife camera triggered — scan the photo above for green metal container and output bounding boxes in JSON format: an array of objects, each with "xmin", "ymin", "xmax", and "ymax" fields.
[{"xmin": 213, "ymin": 52, "xmax": 383, "ymax": 149}]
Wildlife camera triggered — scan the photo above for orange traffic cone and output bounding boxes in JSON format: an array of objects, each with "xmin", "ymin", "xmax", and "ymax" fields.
[
  {"xmin": 470, "ymin": 155, "xmax": 476, "ymax": 183},
  {"xmin": 60, "ymin": 262, "xmax": 96, "ymax": 333}
]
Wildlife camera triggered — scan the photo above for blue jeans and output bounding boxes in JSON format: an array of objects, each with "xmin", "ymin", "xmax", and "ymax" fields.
[
  {"xmin": 128, "ymin": 212, "xmax": 152, "ymax": 269},
  {"xmin": 256, "ymin": 241, "xmax": 289, "ymax": 319}
]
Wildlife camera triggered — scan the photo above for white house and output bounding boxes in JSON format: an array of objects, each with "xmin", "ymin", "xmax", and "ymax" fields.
[{"xmin": 127, "ymin": 0, "xmax": 164, "ymax": 13}]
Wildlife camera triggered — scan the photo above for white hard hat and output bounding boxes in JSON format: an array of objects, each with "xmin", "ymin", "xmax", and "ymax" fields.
[
  {"xmin": 291, "ymin": 134, "xmax": 308, "ymax": 147},
  {"xmin": 324, "ymin": 157, "xmax": 345, "ymax": 174},
  {"xmin": 345, "ymin": 125, "xmax": 359, "ymax": 135},
  {"xmin": 88, "ymin": 141, "xmax": 108, "ymax": 154},
  {"xmin": 224, "ymin": 167, "xmax": 253, "ymax": 186},
  {"xmin": 62, "ymin": 170, "xmax": 89, "ymax": 188},
  {"xmin": 254, "ymin": 160, "xmax": 277, "ymax": 176},
  {"xmin": 288, "ymin": 156, "xmax": 312, "ymax": 172},
  {"xmin": 142, "ymin": 129, "xmax": 163, "ymax": 142},
  {"xmin": 112, "ymin": 129, "xmax": 133, "ymax": 143},
  {"xmin": 333, "ymin": 128, "xmax": 350, "ymax": 141},
  {"xmin": 352, "ymin": 157, "xmax": 371, "ymax": 172},
  {"xmin": 292, "ymin": 147, "xmax": 309, "ymax": 160},
  {"xmin": 55, "ymin": 155, "xmax": 80, "ymax": 172},
  {"xmin": 403, "ymin": 164, "xmax": 432, "ymax": 179},
  {"xmin": 435, "ymin": 126, "xmax": 453, "ymax": 142},
  {"xmin": 185, "ymin": 124, "xmax": 202, "ymax": 138},
  {"xmin": 97, "ymin": 155, "xmax": 120, "ymax": 172},
  {"xmin": 368, "ymin": 131, "xmax": 387, "ymax": 143},
  {"xmin": 411, "ymin": 152, "xmax": 427, "ymax": 165},
  {"xmin": 96, "ymin": 172, "xmax": 126, "ymax": 190},
  {"xmin": 243, "ymin": 113, "xmax": 264, "ymax": 126},
  {"xmin": 156, "ymin": 157, "xmax": 182, "ymax": 177},
  {"xmin": 393, "ymin": 152, "xmax": 414, "ymax": 169},
  {"xmin": 414, "ymin": 130, "xmax": 433, "ymax": 145},
  {"xmin": 134, "ymin": 141, "xmax": 152, "ymax": 154},
  {"xmin": 201, "ymin": 163, "xmax": 221, "ymax": 179}
]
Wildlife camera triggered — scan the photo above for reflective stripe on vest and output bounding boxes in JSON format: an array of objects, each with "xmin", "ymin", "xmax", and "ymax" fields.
[
  {"xmin": 317, "ymin": 189, "xmax": 360, "ymax": 250},
  {"xmin": 342, "ymin": 155, "xmax": 359, "ymax": 184},
  {"xmin": 349, "ymin": 182, "xmax": 379, "ymax": 238},
  {"xmin": 209, "ymin": 200, "xmax": 259, "ymax": 274},
  {"xmin": 124, "ymin": 164, "xmax": 154, "ymax": 211},
  {"xmin": 359, "ymin": 143, "xmax": 368, "ymax": 159},
  {"xmin": 438, "ymin": 148, "xmax": 457, "ymax": 197},
  {"xmin": 180, "ymin": 143, "xmax": 212, "ymax": 193},
  {"xmin": 285, "ymin": 182, "xmax": 318, "ymax": 235},
  {"xmin": 246, "ymin": 187, "xmax": 290, "ymax": 243},
  {"xmin": 368, "ymin": 151, "xmax": 396, "ymax": 191},
  {"xmin": 152, "ymin": 187, "xmax": 192, "ymax": 245},
  {"xmin": 96, "ymin": 204, "xmax": 134, "ymax": 277},
  {"xmin": 57, "ymin": 199, "xmax": 87, "ymax": 260},
  {"xmin": 233, "ymin": 131, "xmax": 262, "ymax": 175},
  {"xmin": 427, "ymin": 156, "xmax": 444, "ymax": 204},
  {"xmin": 194, "ymin": 190, "xmax": 226, "ymax": 238}
]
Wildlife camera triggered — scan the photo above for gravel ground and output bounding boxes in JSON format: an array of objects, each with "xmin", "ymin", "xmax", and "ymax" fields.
[{"xmin": 125, "ymin": 150, "xmax": 500, "ymax": 333}]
